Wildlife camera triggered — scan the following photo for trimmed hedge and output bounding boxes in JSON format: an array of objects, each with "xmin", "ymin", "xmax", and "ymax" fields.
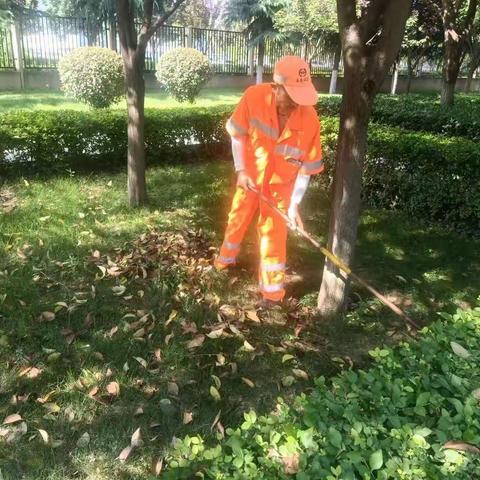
[
  {"xmin": 1, "ymin": 108, "xmax": 479, "ymax": 233},
  {"xmin": 317, "ymin": 94, "xmax": 480, "ymax": 141},
  {"xmin": 163, "ymin": 305, "xmax": 480, "ymax": 479},
  {"xmin": 0, "ymin": 107, "xmax": 231, "ymax": 175}
]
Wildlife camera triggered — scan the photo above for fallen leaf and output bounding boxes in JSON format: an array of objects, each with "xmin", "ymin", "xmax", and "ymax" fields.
[
  {"xmin": 215, "ymin": 420, "xmax": 225, "ymax": 438},
  {"xmin": 39, "ymin": 311, "xmax": 55, "ymax": 322},
  {"xmin": 88, "ymin": 386, "xmax": 99, "ymax": 398},
  {"xmin": 151, "ymin": 456, "xmax": 163, "ymax": 476},
  {"xmin": 117, "ymin": 445, "xmax": 133, "ymax": 462},
  {"xmin": 134, "ymin": 357, "xmax": 148, "ymax": 369},
  {"xmin": 472, "ymin": 388, "xmax": 480, "ymax": 401},
  {"xmin": 38, "ymin": 428, "xmax": 49, "ymax": 444},
  {"xmin": 134, "ymin": 406, "xmax": 144, "ymax": 416},
  {"xmin": 210, "ymin": 386, "xmax": 221, "ymax": 401},
  {"xmin": 36, "ymin": 390, "xmax": 57, "ymax": 404},
  {"xmin": 292, "ymin": 369, "xmax": 309, "ymax": 380},
  {"xmin": 282, "ymin": 354, "xmax": 295, "ymax": 363},
  {"xmin": 186, "ymin": 335, "xmax": 205, "ymax": 349},
  {"xmin": 106, "ymin": 382, "xmax": 120, "ymax": 397},
  {"xmin": 206, "ymin": 328, "xmax": 224, "ymax": 339},
  {"xmin": 282, "ymin": 453, "xmax": 300, "ymax": 474},
  {"xmin": 77, "ymin": 432, "xmax": 90, "ymax": 448},
  {"xmin": 211, "ymin": 410, "xmax": 221, "ymax": 431},
  {"xmin": 112, "ymin": 286, "xmax": 126, "ymax": 296},
  {"xmin": 43, "ymin": 403, "xmax": 61, "ymax": 414},
  {"xmin": 242, "ymin": 340, "xmax": 255, "ymax": 352},
  {"xmin": 246, "ymin": 310, "xmax": 260, "ymax": 323},
  {"xmin": 154, "ymin": 348, "xmax": 162, "ymax": 362},
  {"xmin": 165, "ymin": 333, "xmax": 174, "ymax": 345},
  {"xmin": 92, "ymin": 352, "xmax": 104, "ymax": 361},
  {"xmin": 131, "ymin": 427, "xmax": 143, "ymax": 448},
  {"xmin": 167, "ymin": 382, "xmax": 179, "ymax": 396},
  {"xmin": 133, "ymin": 328, "xmax": 146, "ymax": 338},
  {"xmin": 3, "ymin": 414, "xmax": 22, "ymax": 425},
  {"xmin": 229, "ymin": 325, "xmax": 242, "ymax": 336},
  {"xmin": 242, "ymin": 377, "xmax": 255, "ymax": 388},
  {"xmin": 216, "ymin": 353, "xmax": 226, "ymax": 366},
  {"xmin": 443, "ymin": 441, "xmax": 480, "ymax": 454},
  {"xmin": 165, "ymin": 310, "xmax": 178, "ymax": 327},
  {"xmin": 211, "ymin": 375, "xmax": 221, "ymax": 389},
  {"xmin": 450, "ymin": 342, "xmax": 471, "ymax": 359},
  {"xmin": 183, "ymin": 411, "xmax": 193, "ymax": 425}
]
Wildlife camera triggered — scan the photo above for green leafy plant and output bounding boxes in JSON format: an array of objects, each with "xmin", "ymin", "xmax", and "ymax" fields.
[
  {"xmin": 58, "ymin": 47, "xmax": 125, "ymax": 109},
  {"xmin": 155, "ymin": 47, "xmax": 213, "ymax": 103},
  {"xmin": 163, "ymin": 303, "xmax": 480, "ymax": 479}
]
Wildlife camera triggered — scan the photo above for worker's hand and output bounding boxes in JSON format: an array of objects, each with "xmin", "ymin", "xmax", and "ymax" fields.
[
  {"xmin": 236, "ymin": 170, "xmax": 255, "ymax": 191},
  {"xmin": 287, "ymin": 203, "xmax": 304, "ymax": 231}
]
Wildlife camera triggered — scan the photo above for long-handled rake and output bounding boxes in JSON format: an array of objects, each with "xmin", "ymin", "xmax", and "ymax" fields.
[{"xmin": 249, "ymin": 186, "xmax": 420, "ymax": 330}]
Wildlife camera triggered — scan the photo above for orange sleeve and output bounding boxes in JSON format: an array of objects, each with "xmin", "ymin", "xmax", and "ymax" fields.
[
  {"xmin": 300, "ymin": 116, "xmax": 324, "ymax": 176},
  {"xmin": 226, "ymin": 89, "xmax": 251, "ymax": 138}
]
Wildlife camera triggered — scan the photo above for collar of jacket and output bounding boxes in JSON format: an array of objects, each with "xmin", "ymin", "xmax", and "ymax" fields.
[{"xmin": 267, "ymin": 84, "xmax": 303, "ymax": 142}]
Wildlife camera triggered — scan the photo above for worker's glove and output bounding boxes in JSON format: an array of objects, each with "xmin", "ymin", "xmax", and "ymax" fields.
[{"xmin": 287, "ymin": 203, "xmax": 304, "ymax": 231}]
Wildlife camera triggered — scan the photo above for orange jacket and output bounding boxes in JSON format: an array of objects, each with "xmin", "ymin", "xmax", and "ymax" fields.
[{"xmin": 226, "ymin": 83, "xmax": 324, "ymax": 187}]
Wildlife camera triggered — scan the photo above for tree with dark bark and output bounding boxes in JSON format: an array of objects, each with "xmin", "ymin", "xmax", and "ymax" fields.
[
  {"xmin": 317, "ymin": 0, "xmax": 411, "ymax": 316},
  {"xmin": 465, "ymin": 10, "xmax": 480, "ymax": 91},
  {"xmin": 116, "ymin": 0, "xmax": 185, "ymax": 206},
  {"xmin": 402, "ymin": 0, "xmax": 442, "ymax": 94},
  {"xmin": 440, "ymin": 0, "xmax": 478, "ymax": 106}
]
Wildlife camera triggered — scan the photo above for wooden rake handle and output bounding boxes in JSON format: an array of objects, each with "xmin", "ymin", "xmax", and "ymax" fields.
[{"xmin": 248, "ymin": 186, "xmax": 420, "ymax": 330}]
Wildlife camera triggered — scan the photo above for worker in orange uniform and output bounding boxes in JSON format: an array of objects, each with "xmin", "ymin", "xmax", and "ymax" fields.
[{"xmin": 214, "ymin": 56, "xmax": 324, "ymax": 307}]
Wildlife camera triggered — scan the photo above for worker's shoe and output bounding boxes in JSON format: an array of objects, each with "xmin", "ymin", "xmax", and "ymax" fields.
[{"xmin": 256, "ymin": 298, "xmax": 283, "ymax": 310}]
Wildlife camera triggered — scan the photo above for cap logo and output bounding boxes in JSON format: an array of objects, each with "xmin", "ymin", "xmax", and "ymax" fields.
[{"xmin": 296, "ymin": 67, "xmax": 309, "ymax": 83}]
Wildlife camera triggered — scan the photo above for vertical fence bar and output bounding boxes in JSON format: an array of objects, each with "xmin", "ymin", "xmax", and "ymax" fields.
[{"xmin": 11, "ymin": 19, "xmax": 24, "ymax": 87}]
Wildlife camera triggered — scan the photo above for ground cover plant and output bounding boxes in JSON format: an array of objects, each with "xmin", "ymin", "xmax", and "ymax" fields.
[{"xmin": 1, "ymin": 161, "xmax": 479, "ymax": 479}]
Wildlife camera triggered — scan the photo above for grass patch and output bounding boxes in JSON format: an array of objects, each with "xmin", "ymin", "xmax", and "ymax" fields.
[
  {"xmin": 0, "ymin": 161, "xmax": 479, "ymax": 479},
  {"xmin": 0, "ymin": 88, "xmax": 243, "ymax": 112}
]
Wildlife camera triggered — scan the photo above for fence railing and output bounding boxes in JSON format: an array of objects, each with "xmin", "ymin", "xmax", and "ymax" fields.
[
  {"xmin": 1, "ymin": 9, "xmax": 450, "ymax": 78},
  {"xmin": 0, "ymin": 27, "xmax": 15, "ymax": 69}
]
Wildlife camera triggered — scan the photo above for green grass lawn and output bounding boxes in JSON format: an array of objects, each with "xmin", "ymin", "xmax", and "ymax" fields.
[
  {"xmin": 1, "ymin": 161, "xmax": 479, "ymax": 479},
  {"xmin": 0, "ymin": 88, "xmax": 243, "ymax": 112}
]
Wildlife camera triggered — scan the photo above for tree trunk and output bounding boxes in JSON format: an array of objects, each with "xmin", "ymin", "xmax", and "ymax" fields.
[
  {"xmin": 441, "ymin": 39, "xmax": 461, "ymax": 106},
  {"xmin": 317, "ymin": 0, "xmax": 410, "ymax": 316},
  {"xmin": 317, "ymin": 87, "xmax": 371, "ymax": 316},
  {"xmin": 256, "ymin": 38, "xmax": 265, "ymax": 84},
  {"xmin": 329, "ymin": 43, "xmax": 341, "ymax": 94},
  {"xmin": 465, "ymin": 59, "xmax": 479, "ymax": 92},
  {"xmin": 124, "ymin": 53, "xmax": 147, "ymax": 206},
  {"xmin": 406, "ymin": 54, "xmax": 413, "ymax": 95},
  {"xmin": 390, "ymin": 61, "xmax": 399, "ymax": 95},
  {"xmin": 109, "ymin": 18, "xmax": 117, "ymax": 51}
]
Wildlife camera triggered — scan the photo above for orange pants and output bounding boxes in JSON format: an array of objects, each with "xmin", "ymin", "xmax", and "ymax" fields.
[{"xmin": 215, "ymin": 185, "xmax": 290, "ymax": 301}]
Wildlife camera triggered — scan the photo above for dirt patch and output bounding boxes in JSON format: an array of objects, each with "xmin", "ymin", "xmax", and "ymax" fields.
[{"xmin": 0, "ymin": 188, "xmax": 17, "ymax": 213}]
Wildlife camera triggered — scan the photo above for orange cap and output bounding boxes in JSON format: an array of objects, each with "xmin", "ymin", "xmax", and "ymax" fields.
[{"xmin": 273, "ymin": 56, "xmax": 318, "ymax": 106}]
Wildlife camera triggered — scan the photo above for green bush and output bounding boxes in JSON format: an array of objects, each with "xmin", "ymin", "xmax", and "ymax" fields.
[
  {"xmin": 163, "ymin": 304, "xmax": 480, "ymax": 479},
  {"xmin": 0, "ymin": 109, "xmax": 479, "ymax": 233},
  {"xmin": 0, "ymin": 107, "xmax": 231, "ymax": 175},
  {"xmin": 156, "ymin": 47, "xmax": 213, "ymax": 103},
  {"xmin": 58, "ymin": 47, "xmax": 125, "ymax": 109},
  {"xmin": 317, "ymin": 94, "xmax": 480, "ymax": 141}
]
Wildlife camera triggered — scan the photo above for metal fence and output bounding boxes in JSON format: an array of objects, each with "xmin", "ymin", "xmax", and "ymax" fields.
[
  {"xmin": 3, "ymin": 10, "xmax": 449, "ymax": 77},
  {"xmin": 0, "ymin": 27, "xmax": 15, "ymax": 69},
  {"xmin": 191, "ymin": 28, "xmax": 248, "ymax": 74}
]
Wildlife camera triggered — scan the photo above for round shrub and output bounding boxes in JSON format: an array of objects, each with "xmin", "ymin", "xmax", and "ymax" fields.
[
  {"xmin": 58, "ymin": 47, "xmax": 124, "ymax": 109},
  {"xmin": 156, "ymin": 47, "xmax": 213, "ymax": 103}
]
